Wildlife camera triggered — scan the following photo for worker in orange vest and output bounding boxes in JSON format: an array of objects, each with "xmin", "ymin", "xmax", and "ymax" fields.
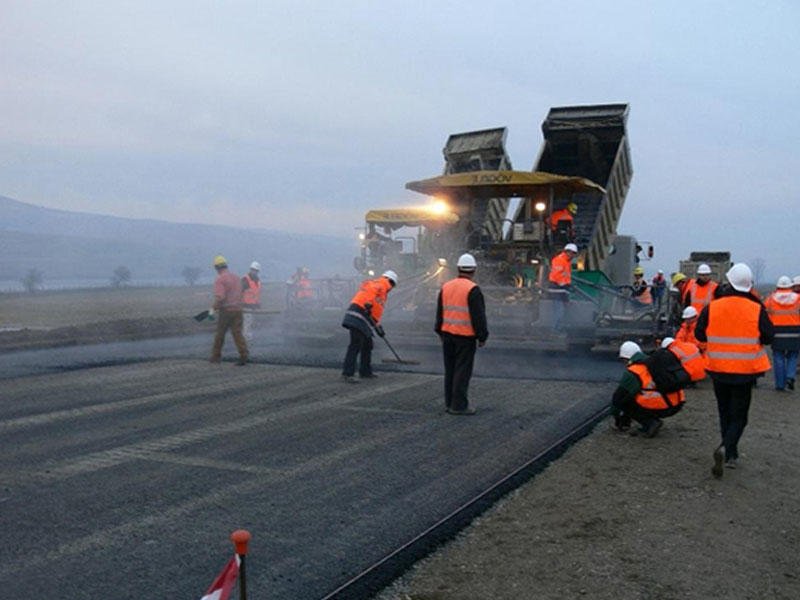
[
  {"xmin": 241, "ymin": 261, "xmax": 262, "ymax": 341},
  {"xmin": 668, "ymin": 272, "xmax": 690, "ymax": 330},
  {"xmin": 764, "ymin": 276, "xmax": 800, "ymax": 391},
  {"xmin": 340, "ymin": 270, "xmax": 397, "ymax": 383},
  {"xmin": 684, "ymin": 263, "xmax": 718, "ymax": 314},
  {"xmin": 435, "ymin": 253, "xmax": 488, "ymax": 415},
  {"xmin": 548, "ymin": 243, "xmax": 578, "ymax": 332},
  {"xmin": 611, "ymin": 341, "xmax": 686, "ymax": 437},
  {"xmin": 631, "ymin": 266, "xmax": 653, "ymax": 306},
  {"xmin": 661, "ymin": 336, "xmax": 707, "ymax": 383},
  {"xmin": 550, "ymin": 202, "xmax": 577, "ymax": 244},
  {"xmin": 695, "ymin": 263, "xmax": 774, "ymax": 477},
  {"xmin": 675, "ymin": 306, "xmax": 705, "ymax": 352}
]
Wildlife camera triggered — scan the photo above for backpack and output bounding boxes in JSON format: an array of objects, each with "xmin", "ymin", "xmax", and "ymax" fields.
[{"xmin": 645, "ymin": 348, "xmax": 692, "ymax": 394}]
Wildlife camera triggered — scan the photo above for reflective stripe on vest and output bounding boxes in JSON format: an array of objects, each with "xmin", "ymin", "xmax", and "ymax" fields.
[
  {"xmin": 765, "ymin": 293, "xmax": 800, "ymax": 327},
  {"xmin": 242, "ymin": 275, "xmax": 261, "ymax": 305},
  {"xmin": 441, "ymin": 277, "xmax": 477, "ymax": 336},
  {"xmin": 668, "ymin": 340, "xmax": 706, "ymax": 381},
  {"xmin": 705, "ymin": 297, "xmax": 771, "ymax": 374},
  {"xmin": 628, "ymin": 363, "xmax": 685, "ymax": 410},
  {"xmin": 296, "ymin": 276, "xmax": 313, "ymax": 299}
]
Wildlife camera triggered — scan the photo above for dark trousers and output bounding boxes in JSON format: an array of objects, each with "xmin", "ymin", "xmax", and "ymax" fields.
[
  {"xmin": 442, "ymin": 333, "xmax": 477, "ymax": 411},
  {"xmin": 211, "ymin": 309, "xmax": 248, "ymax": 362},
  {"xmin": 612, "ymin": 395, "xmax": 682, "ymax": 427},
  {"xmin": 712, "ymin": 379, "xmax": 753, "ymax": 460},
  {"xmin": 342, "ymin": 327, "xmax": 373, "ymax": 376}
]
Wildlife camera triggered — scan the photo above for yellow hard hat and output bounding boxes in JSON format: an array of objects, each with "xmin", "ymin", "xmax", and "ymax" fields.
[
  {"xmin": 633, "ymin": 266, "xmax": 644, "ymax": 276},
  {"xmin": 567, "ymin": 202, "xmax": 578, "ymax": 214},
  {"xmin": 671, "ymin": 272, "xmax": 687, "ymax": 286},
  {"xmin": 213, "ymin": 255, "xmax": 227, "ymax": 267}
]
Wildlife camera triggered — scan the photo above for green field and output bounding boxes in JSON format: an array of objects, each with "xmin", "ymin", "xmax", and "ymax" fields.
[{"xmin": 0, "ymin": 283, "xmax": 284, "ymax": 329}]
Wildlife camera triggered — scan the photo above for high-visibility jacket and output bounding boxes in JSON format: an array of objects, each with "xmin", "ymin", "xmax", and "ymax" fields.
[
  {"xmin": 242, "ymin": 274, "xmax": 261, "ymax": 306},
  {"xmin": 350, "ymin": 276, "xmax": 393, "ymax": 324},
  {"xmin": 764, "ymin": 290, "xmax": 800, "ymax": 351},
  {"xmin": 548, "ymin": 251, "xmax": 572, "ymax": 286},
  {"xmin": 628, "ymin": 363, "xmax": 686, "ymax": 410},
  {"xmin": 632, "ymin": 282, "xmax": 652, "ymax": 304},
  {"xmin": 686, "ymin": 279, "xmax": 718, "ymax": 313},
  {"xmin": 550, "ymin": 209, "xmax": 573, "ymax": 232},
  {"xmin": 440, "ymin": 277, "xmax": 477, "ymax": 336},
  {"xmin": 296, "ymin": 276, "xmax": 313, "ymax": 299},
  {"xmin": 705, "ymin": 296, "xmax": 771, "ymax": 374},
  {"xmin": 676, "ymin": 319, "xmax": 705, "ymax": 352},
  {"xmin": 666, "ymin": 340, "xmax": 707, "ymax": 382}
]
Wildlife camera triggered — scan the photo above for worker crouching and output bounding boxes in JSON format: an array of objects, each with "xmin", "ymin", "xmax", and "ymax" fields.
[
  {"xmin": 340, "ymin": 270, "xmax": 397, "ymax": 383},
  {"xmin": 611, "ymin": 341, "xmax": 685, "ymax": 437},
  {"xmin": 435, "ymin": 253, "xmax": 488, "ymax": 415}
]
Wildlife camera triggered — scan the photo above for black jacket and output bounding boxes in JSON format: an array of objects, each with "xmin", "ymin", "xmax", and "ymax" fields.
[{"xmin": 434, "ymin": 281, "xmax": 489, "ymax": 343}]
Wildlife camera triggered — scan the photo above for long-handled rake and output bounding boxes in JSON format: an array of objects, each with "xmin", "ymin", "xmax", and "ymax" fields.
[{"xmin": 379, "ymin": 333, "xmax": 420, "ymax": 365}]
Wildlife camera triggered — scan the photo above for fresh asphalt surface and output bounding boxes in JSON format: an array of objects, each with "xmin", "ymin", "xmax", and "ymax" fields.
[{"xmin": 0, "ymin": 329, "xmax": 618, "ymax": 598}]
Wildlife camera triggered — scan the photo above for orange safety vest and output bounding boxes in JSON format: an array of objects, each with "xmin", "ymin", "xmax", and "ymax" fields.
[
  {"xmin": 441, "ymin": 277, "xmax": 477, "ymax": 336},
  {"xmin": 633, "ymin": 282, "xmax": 652, "ymax": 304},
  {"xmin": 705, "ymin": 296, "xmax": 770, "ymax": 374},
  {"xmin": 666, "ymin": 340, "xmax": 707, "ymax": 382},
  {"xmin": 628, "ymin": 363, "xmax": 686, "ymax": 410},
  {"xmin": 676, "ymin": 320, "xmax": 705, "ymax": 352},
  {"xmin": 550, "ymin": 209, "xmax": 573, "ymax": 232},
  {"xmin": 296, "ymin": 276, "xmax": 313, "ymax": 299},
  {"xmin": 350, "ymin": 276, "xmax": 392, "ymax": 324},
  {"xmin": 764, "ymin": 291, "xmax": 800, "ymax": 327},
  {"xmin": 548, "ymin": 252, "xmax": 572, "ymax": 286},
  {"xmin": 242, "ymin": 274, "xmax": 261, "ymax": 306},
  {"xmin": 686, "ymin": 279, "xmax": 718, "ymax": 313}
]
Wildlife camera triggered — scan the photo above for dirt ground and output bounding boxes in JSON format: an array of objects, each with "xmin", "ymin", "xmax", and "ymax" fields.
[{"xmin": 377, "ymin": 380, "xmax": 800, "ymax": 600}]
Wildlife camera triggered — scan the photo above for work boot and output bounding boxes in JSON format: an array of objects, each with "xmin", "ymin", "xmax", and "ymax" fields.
[
  {"xmin": 787, "ymin": 378, "xmax": 795, "ymax": 391},
  {"xmin": 235, "ymin": 359, "xmax": 248, "ymax": 366},
  {"xmin": 360, "ymin": 373, "xmax": 378, "ymax": 379},
  {"xmin": 446, "ymin": 407, "xmax": 476, "ymax": 416},
  {"xmin": 725, "ymin": 457, "xmax": 738, "ymax": 469},
  {"xmin": 712, "ymin": 446, "xmax": 724, "ymax": 479},
  {"xmin": 642, "ymin": 418, "xmax": 663, "ymax": 438},
  {"xmin": 341, "ymin": 375, "xmax": 360, "ymax": 384}
]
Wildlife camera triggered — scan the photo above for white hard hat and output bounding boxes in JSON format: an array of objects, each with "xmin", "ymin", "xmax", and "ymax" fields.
[
  {"xmin": 681, "ymin": 306, "xmax": 698, "ymax": 319},
  {"xmin": 794, "ymin": 275, "xmax": 800, "ymax": 286},
  {"xmin": 250, "ymin": 261, "xmax": 261, "ymax": 271},
  {"xmin": 564, "ymin": 243, "xmax": 578, "ymax": 253},
  {"xmin": 697, "ymin": 263, "xmax": 712, "ymax": 275},
  {"xmin": 726, "ymin": 263, "xmax": 753, "ymax": 292},
  {"xmin": 661, "ymin": 337, "xmax": 675, "ymax": 349},
  {"xmin": 456, "ymin": 253, "xmax": 477, "ymax": 270},
  {"xmin": 777, "ymin": 275, "xmax": 792, "ymax": 289},
  {"xmin": 382, "ymin": 270, "xmax": 398, "ymax": 285},
  {"xmin": 657, "ymin": 269, "xmax": 664, "ymax": 274},
  {"xmin": 619, "ymin": 341, "xmax": 642, "ymax": 359}
]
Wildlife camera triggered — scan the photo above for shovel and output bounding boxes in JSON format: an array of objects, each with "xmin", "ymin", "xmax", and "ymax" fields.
[
  {"xmin": 193, "ymin": 310, "xmax": 214, "ymax": 322},
  {"xmin": 379, "ymin": 333, "xmax": 420, "ymax": 365}
]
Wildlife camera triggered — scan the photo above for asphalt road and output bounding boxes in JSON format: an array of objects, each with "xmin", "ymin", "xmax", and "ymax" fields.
[{"xmin": 0, "ymin": 331, "xmax": 619, "ymax": 598}]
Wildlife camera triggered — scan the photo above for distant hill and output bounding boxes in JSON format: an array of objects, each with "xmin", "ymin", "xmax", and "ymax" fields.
[{"xmin": 0, "ymin": 195, "xmax": 356, "ymax": 283}]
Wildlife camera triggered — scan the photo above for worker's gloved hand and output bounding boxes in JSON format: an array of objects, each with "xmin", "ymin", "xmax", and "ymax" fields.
[
  {"xmin": 208, "ymin": 308, "xmax": 215, "ymax": 317},
  {"xmin": 375, "ymin": 325, "xmax": 385, "ymax": 337}
]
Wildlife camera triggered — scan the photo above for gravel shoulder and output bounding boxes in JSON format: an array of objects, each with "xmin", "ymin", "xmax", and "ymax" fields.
[{"xmin": 378, "ymin": 381, "xmax": 800, "ymax": 600}]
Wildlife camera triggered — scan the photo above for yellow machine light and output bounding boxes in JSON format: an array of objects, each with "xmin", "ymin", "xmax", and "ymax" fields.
[
  {"xmin": 358, "ymin": 232, "xmax": 366, "ymax": 240},
  {"xmin": 429, "ymin": 199, "xmax": 449, "ymax": 214},
  {"xmin": 534, "ymin": 201, "xmax": 546, "ymax": 212}
]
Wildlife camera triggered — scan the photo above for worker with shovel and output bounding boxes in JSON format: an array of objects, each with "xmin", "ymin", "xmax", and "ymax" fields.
[
  {"xmin": 340, "ymin": 270, "xmax": 397, "ymax": 383},
  {"xmin": 435, "ymin": 253, "xmax": 488, "ymax": 415}
]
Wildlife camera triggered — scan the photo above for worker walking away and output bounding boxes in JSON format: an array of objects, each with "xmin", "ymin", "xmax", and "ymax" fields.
[
  {"xmin": 241, "ymin": 261, "xmax": 262, "ymax": 341},
  {"xmin": 631, "ymin": 266, "xmax": 653, "ymax": 306},
  {"xmin": 651, "ymin": 270, "xmax": 667, "ymax": 310},
  {"xmin": 610, "ymin": 341, "xmax": 685, "ymax": 437},
  {"xmin": 550, "ymin": 202, "xmax": 577, "ymax": 246},
  {"xmin": 764, "ymin": 276, "xmax": 800, "ymax": 391},
  {"xmin": 695, "ymin": 263, "xmax": 773, "ymax": 477},
  {"xmin": 209, "ymin": 255, "xmax": 249, "ymax": 366},
  {"xmin": 435, "ymin": 253, "xmax": 488, "ymax": 415},
  {"xmin": 548, "ymin": 243, "xmax": 578, "ymax": 333},
  {"xmin": 685, "ymin": 263, "xmax": 718, "ymax": 314},
  {"xmin": 340, "ymin": 270, "xmax": 397, "ymax": 383}
]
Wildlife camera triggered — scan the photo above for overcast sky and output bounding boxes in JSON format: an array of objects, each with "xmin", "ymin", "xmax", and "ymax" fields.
[{"xmin": 2, "ymin": 1, "xmax": 799, "ymax": 279}]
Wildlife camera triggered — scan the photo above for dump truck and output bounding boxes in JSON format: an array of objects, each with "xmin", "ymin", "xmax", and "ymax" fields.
[{"xmin": 362, "ymin": 104, "xmax": 666, "ymax": 349}]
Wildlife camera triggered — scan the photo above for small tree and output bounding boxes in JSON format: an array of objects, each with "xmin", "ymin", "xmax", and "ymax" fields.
[
  {"xmin": 111, "ymin": 266, "xmax": 132, "ymax": 288},
  {"xmin": 21, "ymin": 268, "xmax": 44, "ymax": 293},
  {"xmin": 181, "ymin": 266, "xmax": 202, "ymax": 286}
]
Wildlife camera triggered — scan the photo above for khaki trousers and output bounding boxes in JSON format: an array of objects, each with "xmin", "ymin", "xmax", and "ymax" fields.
[{"xmin": 210, "ymin": 309, "xmax": 248, "ymax": 362}]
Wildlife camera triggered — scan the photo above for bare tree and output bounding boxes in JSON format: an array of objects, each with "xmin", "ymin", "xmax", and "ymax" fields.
[
  {"xmin": 111, "ymin": 266, "xmax": 132, "ymax": 288},
  {"xmin": 181, "ymin": 266, "xmax": 202, "ymax": 286},
  {"xmin": 750, "ymin": 257, "xmax": 766, "ymax": 288},
  {"xmin": 20, "ymin": 268, "xmax": 44, "ymax": 293}
]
